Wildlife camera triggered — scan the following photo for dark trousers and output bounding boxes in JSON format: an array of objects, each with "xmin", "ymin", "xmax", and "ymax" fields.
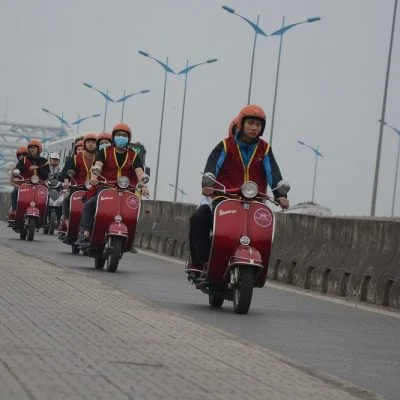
[
  {"xmin": 62, "ymin": 192, "xmax": 71, "ymax": 219},
  {"xmin": 79, "ymin": 192, "xmax": 99, "ymax": 230},
  {"xmin": 189, "ymin": 204, "xmax": 213, "ymax": 265},
  {"xmin": 11, "ymin": 188, "xmax": 18, "ymax": 210}
]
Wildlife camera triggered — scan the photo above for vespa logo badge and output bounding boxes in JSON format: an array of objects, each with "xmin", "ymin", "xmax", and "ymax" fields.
[
  {"xmin": 37, "ymin": 189, "xmax": 47, "ymax": 199},
  {"xmin": 254, "ymin": 208, "xmax": 272, "ymax": 228},
  {"xmin": 126, "ymin": 195, "xmax": 139, "ymax": 210},
  {"xmin": 100, "ymin": 196, "xmax": 113, "ymax": 201},
  {"xmin": 219, "ymin": 209, "xmax": 238, "ymax": 216}
]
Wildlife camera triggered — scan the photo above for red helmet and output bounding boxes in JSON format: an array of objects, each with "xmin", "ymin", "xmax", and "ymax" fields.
[
  {"xmin": 27, "ymin": 139, "xmax": 43, "ymax": 154},
  {"xmin": 228, "ymin": 116, "xmax": 239, "ymax": 137},
  {"xmin": 112, "ymin": 123, "xmax": 131, "ymax": 143},
  {"xmin": 16, "ymin": 146, "xmax": 28, "ymax": 157},
  {"xmin": 74, "ymin": 140, "xmax": 84, "ymax": 154},
  {"xmin": 237, "ymin": 105, "xmax": 267, "ymax": 136},
  {"xmin": 97, "ymin": 132, "xmax": 112, "ymax": 144}
]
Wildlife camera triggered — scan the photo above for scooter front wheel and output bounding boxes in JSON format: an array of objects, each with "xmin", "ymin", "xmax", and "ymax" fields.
[
  {"xmin": 233, "ymin": 266, "xmax": 255, "ymax": 315},
  {"xmin": 107, "ymin": 236, "xmax": 123, "ymax": 273},
  {"xmin": 26, "ymin": 217, "xmax": 36, "ymax": 241},
  {"xmin": 49, "ymin": 211, "xmax": 56, "ymax": 235},
  {"xmin": 94, "ymin": 257, "xmax": 105, "ymax": 269},
  {"xmin": 71, "ymin": 244, "xmax": 80, "ymax": 255}
]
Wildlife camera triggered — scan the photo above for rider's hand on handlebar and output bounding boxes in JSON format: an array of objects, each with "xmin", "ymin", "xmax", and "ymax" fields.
[
  {"xmin": 202, "ymin": 188, "xmax": 213, "ymax": 196},
  {"xmin": 140, "ymin": 184, "xmax": 150, "ymax": 197},
  {"xmin": 276, "ymin": 197, "xmax": 289, "ymax": 209}
]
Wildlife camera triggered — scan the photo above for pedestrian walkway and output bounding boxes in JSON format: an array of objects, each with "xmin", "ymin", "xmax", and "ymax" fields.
[{"xmin": 0, "ymin": 244, "xmax": 381, "ymax": 400}]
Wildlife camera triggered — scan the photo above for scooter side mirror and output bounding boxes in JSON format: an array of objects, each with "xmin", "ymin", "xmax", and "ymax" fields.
[
  {"xmin": 145, "ymin": 166, "xmax": 151, "ymax": 177},
  {"xmin": 67, "ymin": 170, "xmax": 76, "ymax": 178},
  {"xmin": 12, "ymin": 169, "xmax": 21, "ymax": 176},
  {"xmin": 202, "ymin": 172, "xmax": 216, "ymax": 187},
  {"xmin": 141, "ymin": 174, "xmax": 150, "ymax": 184},
  {"xmin": 275, "ymin": 180, "xmax": 291, "ymax": 195}
]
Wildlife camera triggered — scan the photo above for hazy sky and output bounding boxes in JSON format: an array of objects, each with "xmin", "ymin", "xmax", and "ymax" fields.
[{"xmin": 1, "ymin": 0, "xmax": 399, "ymax": 216}]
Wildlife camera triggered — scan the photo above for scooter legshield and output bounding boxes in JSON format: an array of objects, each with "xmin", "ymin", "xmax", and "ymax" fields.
[
  {"xmin": 67, "ymin": 190, "xmax": 85, "ymax": 239},
  {"xmin": 91, "ymin": 189, "xmax": 140, "ymax": 250},
  {"xmin": 15, "ymin": 184, "xmax": 48, "ymax": 228},
  {"xmin": 207, "ymin": 199, "xmax": 275, "ymax": 287}
]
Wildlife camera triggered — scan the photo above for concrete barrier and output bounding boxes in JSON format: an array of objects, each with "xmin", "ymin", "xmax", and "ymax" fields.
[
  {"xmin": 135, "ymin": 201, "xmax": 400, "ymax": 309},
  {"xmin": 0, "ymin": 192, "xmax": 11, "ymax": 220}
]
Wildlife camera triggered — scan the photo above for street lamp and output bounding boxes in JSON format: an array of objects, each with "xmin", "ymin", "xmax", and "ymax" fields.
[
  {"xmin": 41, "ymin": 108, "xmax": 70, "ymax": 148},
  {"xmin": 116, "ymin": 89, "xmax": 150, "ymax": 122},
  {"xmin": 222, "ymin": 5, "xmax": 267, "ymax": 104},
  {"xmin": 174, "ymin": 58, "xmax": 218, "ymax": 203},
  {"xmin": 371, "ymin": 0, "xmax": 398, "ymax": 216},
  {"xmin": 297, "ymin": 140, "xmax": 323, "ymax": 203},
  {"xmin": 71, "ymin": 113, "xmax": 101, "ymax": 134},
  {"xmin": 379, "ymin": 120, "xmax": 400, "ymax": 217},
  {"xmin": 269, "ymin": 16, "xmax": 321, "ymax": 146},
  {"xmin": 83, "ymin": 82, "xmax": 114, "ymax": 131},
  {"xmin": 168, "ymin": 183, "xmax": 187, "ymax": 203},
  {"xmin": 138, "ymin": 50, "xmax": 176, "ymax": 201}
]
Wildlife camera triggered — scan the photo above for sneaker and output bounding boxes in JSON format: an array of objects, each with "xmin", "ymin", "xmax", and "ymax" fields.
[{"xmin": 75, "ymin": 233, "xmax": 89, "ymax": 245}]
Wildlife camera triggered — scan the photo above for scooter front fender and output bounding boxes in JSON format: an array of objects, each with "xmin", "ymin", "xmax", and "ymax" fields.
[
  {"xmin": 224, "ymin": 244, "xmax": 264, "ymax": 278},
  {"xmin": 107, "ymin": 222, "xmax": 129, "ymax": 238},
  {"xmin": 25, "ymin": 207, "xmax": 40, "ymax": 217}
]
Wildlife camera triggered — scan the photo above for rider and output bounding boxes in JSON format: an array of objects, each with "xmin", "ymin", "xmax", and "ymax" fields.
[
  {"xmin": 48, "ymin": 152, "xmax": 61, "ymax": 177},
  {"xmin": 189, "ymin": 104, "xmax": 289, "ymax": 270},
  {"xmin": 75, "ymin": 123, "xmax": 150, "ymax": 244},
  {"xmin": 9, "ymin": 146, "xmax": 28, "ymax": 219},
  {"xmin": 59, "ymin": 133, "xmax": 97, "ymax": 233},
  {"xmin": 97, "ymin": 132, "xmax": 112, "ymax": 152}
]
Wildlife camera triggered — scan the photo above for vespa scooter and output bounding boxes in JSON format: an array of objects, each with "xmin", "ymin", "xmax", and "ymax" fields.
[{"xmin": 186, "ymin": 173, "xmax": 290, "ymax": 314}]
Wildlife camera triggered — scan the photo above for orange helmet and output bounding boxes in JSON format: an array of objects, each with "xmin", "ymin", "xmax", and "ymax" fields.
[
  {"xmin": 237, "ymin": 105, "xmax": 267, "ymax": 136},
  {"xmin": 112, "ymin": 123, "xmax": 131, "ymax": 142},
  {"xmin": 74, "ymin": 140, "xmax": 84, "ymax": 154},
  {"xmin": 16, "ymin": 146, "xmax": 28, "ymax": 157},
  {"xmin": 228, "ymin": 116, "xmax": 239, "ymax": 137},
  {"xmin": 27, "ymin": 139, "xmax": 43, "ymax": 154},
  {"xmin": 97, "ymin": 132, "xmax": 112, "ymax": 144}
]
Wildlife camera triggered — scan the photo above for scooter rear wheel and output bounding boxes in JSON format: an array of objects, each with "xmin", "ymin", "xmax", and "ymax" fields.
[
  {"xmin": 27, "ymin": 217, "xmax": 36, "ymax": 241},
  {"xmin": 233, "ymin": 266, "xmax": 255, "ymax": 315},
  {"xmin": 209, "ymin": 294, "xmax": 224, "ymax": 308},
  {"xmin": 107, "ymin": 237, "xmax": 123, "ymax": 273},
  {"xmin": 94, "ymin": 257, "xmax": 105, "ymax": 269}
]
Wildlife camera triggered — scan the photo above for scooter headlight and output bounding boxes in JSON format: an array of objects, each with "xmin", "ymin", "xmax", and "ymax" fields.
[
  {"xmin": 31, "ymin": 175, "xmax": 40, "ymax": 184},
  {"xmin": 30, "ymin": 202, "xmax": 36, "ymax": 208},
  {"xmin": 115, "ymin": 215, "xmax": 122, "ymax": 223},
  {"xmin": 241, "ymin": 181, "xmax": 258, "ymax": 199},
  {"xmin": 117, "ymin": 176, "xmax": 130, "ymax": 189}
]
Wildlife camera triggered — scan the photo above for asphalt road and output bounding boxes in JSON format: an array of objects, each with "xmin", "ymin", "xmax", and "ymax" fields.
[{"xmin": 1, "ymin": 223, "xmax": 399, "ymax": 400}]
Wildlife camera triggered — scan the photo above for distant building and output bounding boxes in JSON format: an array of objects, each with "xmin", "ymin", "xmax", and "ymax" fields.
[{"xmin": 283, "ymin": 201, "xmax": 332, "ymax": 216}]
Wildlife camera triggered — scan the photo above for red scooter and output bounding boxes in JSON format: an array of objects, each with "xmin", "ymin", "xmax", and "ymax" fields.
[
  {"xmin": 78, "ymin": 173, "xmax": 147, "ymax": 273},
  {"xmin": 186, "ymin": 173, "xmax": 290, "ymax": 314},
  {"xmin": 8, "ymin": 169, "xmax": 49, "ymax": 241},
  {"xmin": 58, "ymin": 171, "xmax": 89, "ymax": 254}
]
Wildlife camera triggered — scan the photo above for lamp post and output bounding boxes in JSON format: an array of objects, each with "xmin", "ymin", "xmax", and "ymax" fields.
[
  {"xmin": 174, "ymin": 58, "xmax": 218, "ymax": 203},
  {"xmin": 168, "ymin": 183, "xmax": 187, "ymax": 203},
  {"xmin": 297, "ymin": 140, "xmax": 323, "ymax": 203},
  {"xmin": 371, "ymin": 0, "xmax": 398, "ymax": 216},
  {"xmin": 269, "ymin": 16, "xmax": 321, "ymax": 146},
  {"xmin": 222, "ymin": 5, "xmax": 267, "ymax": 104},
  {"xmin": 71, "ymin": 113, "xmax": 101, "ymax": 134},
  {"xmin": 138, "ymin": 50, "xmax": 176, "ymax": 201},
  {"xmin": 116, "ymin": 89, "xmax": 150, "ymax": 122},
  {"xmin": 41, "ymin": 108, "xmax": 70, "ymax": 149},
  {"xmin": 379, "ymin": 120, "xmax": 400, "ymax": 217},
  {"xmin": 83, "ymin": 83, "xmax": 114, "ymax": 131}
]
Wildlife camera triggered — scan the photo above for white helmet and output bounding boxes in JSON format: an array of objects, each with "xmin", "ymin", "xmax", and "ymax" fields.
[{"xmin": 49, "ymin": 152, "xmax": 60, "ymax": 160}]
